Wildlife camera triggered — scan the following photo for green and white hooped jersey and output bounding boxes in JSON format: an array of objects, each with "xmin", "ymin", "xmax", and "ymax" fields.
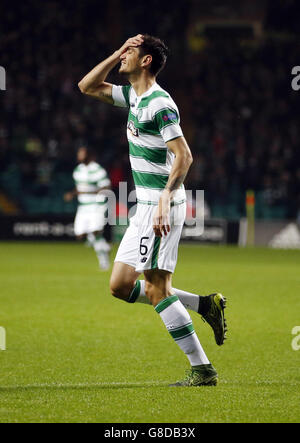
[
  {"xmin": 73, "ymin": 161, "xmax": 111, "ymax": 205},
  {"xmin": 112, "ymin": 82, "xmax": 186, "ymax": 205}
]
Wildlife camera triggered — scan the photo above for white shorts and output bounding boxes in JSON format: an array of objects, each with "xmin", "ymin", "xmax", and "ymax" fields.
[
  {"xmin": 115, "ymin": 202, "xmax": 186, "ymax": 274},
  {"xmin": 74, "ymin": 204, "xmax": 107, "ymax": 236}
]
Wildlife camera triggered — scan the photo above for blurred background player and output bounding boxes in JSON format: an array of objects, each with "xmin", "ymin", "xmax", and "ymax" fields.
[{"xmin": 64, "ymin": 146, "xmax": 111, "ymax": 270}]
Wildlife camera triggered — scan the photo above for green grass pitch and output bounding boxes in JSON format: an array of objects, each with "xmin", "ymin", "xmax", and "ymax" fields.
[{"xmin": 0, "ymin": 242, "xmax": 299, "ymax": 423}]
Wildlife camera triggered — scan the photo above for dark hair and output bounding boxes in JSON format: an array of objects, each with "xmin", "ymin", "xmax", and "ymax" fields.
[{"xmin": 139, "ymin": 34, "xmax": 169, "ymax": 76}]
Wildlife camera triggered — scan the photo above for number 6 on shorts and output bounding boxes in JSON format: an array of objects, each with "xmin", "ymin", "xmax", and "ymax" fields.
[{"xmin": 140, "ymin": 237, "xmax": 149, "ymax": 256}]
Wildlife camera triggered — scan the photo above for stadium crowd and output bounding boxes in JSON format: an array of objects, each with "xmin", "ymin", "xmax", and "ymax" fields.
[{"xmin": 0, "ymin": 0, "xmax": 299, "ymax": 219}]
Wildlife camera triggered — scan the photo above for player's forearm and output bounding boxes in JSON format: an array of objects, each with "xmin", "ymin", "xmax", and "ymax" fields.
[
  {"xmin": 78, "ymin": 51, "xmax": 121, "ymax": 93},
  {"xmin": 164, "ymin": 151, "xmax": 193, "ymax": 195},
  {"xmin": 153, "ymin": 152, "xmax": 192, "ymax": 236}
]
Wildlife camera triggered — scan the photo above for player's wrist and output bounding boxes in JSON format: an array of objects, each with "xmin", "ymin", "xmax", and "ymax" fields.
[
  {"xmin": 160, "ymin": 190, "xmax": 172, "ymax": 210},
  {"xmin": 114, "ymin": 46, "xmax": 127, "ymax": 59},
  {"xmin": 162, "ymin": 188, "xmax": 172, "ymax": 199}
]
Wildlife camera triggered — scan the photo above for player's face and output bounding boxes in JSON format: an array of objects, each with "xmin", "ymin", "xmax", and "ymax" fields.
[
  {"xmin": 119, "ymin": 47, "xmax": 141, "ymax": 75},
  {"xmin": 77, "ymin": 147, "xmax": 88, "ymax": 163}
]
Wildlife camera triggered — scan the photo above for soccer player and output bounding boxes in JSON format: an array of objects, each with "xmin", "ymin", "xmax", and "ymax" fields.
[
  {"xmin": 64, "ymin": 146, "xmax": 111, "ymax": 270},
  {"xmin": 78, "ymin": 34, "xmax": 227, "ymax": 386}
]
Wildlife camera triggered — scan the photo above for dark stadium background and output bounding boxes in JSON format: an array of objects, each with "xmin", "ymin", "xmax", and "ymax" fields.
[{"xmin": 1, "ymin": 0, "xmax": 300, "ymax": 243}]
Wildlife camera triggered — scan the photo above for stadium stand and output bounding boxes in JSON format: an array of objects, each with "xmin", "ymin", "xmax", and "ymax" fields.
[{"xmin": 0, "ymin": 0, "xmax": 299, "ymax": 220}]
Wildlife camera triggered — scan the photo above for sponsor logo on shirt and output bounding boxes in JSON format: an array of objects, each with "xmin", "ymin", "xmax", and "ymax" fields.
[
  {"xmin": 127, "ymin": 120, "xmax": 139, "ymax": 137},
  {"xmin": 163, "ymin": 112, "xmax": 177, "ymax": 122}
]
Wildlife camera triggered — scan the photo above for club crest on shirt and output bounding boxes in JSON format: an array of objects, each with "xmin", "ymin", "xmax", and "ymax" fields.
[{"xmin": 128, "ymin": 120, "xmax": 139, "ymax": 137}]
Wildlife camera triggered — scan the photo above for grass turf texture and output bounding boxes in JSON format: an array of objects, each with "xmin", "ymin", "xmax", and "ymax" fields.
[{"xmin": 0, "ymin": 242, "xmax": 299, "ymax": 423}]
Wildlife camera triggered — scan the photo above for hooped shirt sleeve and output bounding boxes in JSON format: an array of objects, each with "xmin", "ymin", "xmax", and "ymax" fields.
[
  {"xmin": 152, "ymin": 96, "xmax": 183, "ymax": 143},
  {"xmin": 112, "ymin": 85, "xmax": 131, "ymax": 108},
  {"xmin": 97, "ymin": 172, "xmax": 111, "ymax": 189},
  {"xmin": 91, "ymin": 164, "xmax": 111, "ymax": 189}
]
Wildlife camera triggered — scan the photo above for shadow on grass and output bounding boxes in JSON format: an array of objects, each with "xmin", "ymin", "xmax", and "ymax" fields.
[
  {"xmin": 0, "ymin": 381, "xmax": 170, "ymax": 393},
  {"xmin": 2, "ymin": 380, "xmax": 297, "ymax": 394}
]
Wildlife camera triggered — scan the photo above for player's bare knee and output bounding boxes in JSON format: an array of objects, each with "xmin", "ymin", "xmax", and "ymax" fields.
[
  {"xmin": 144, "ymin": 281, "xmax": 153, "ymax": 302},
  {"xmin": 145, "ymin": 281, "xmax": 167, "ymax": 306},
  {"xmin": 144, "ymin": 270, "xmax": 172, "ymax": 306},
  {"xmin": 109, "ymin": 282, "xmax": 124, "ymax": 299},
  {"xmin": 145, "ymin": 283, "xmax": 156, "ymax": 305},
  {"xmin": 110, "ymin": 280, "xmax": 133, "ymax": 301}
]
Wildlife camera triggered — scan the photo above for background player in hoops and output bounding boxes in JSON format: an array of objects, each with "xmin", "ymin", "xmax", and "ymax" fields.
[
  {"xmin": 64, "ymin": 145, "xmax": 111, "ymax": 270},
  {"xmin": 78, "ymin": 34, "xmax": 227, "ymax": 386}
]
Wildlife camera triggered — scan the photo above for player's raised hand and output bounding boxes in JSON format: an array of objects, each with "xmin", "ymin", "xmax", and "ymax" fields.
[{"xmin": 117, "ymin": 34, "xmax": 144, "ymax": 57}]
